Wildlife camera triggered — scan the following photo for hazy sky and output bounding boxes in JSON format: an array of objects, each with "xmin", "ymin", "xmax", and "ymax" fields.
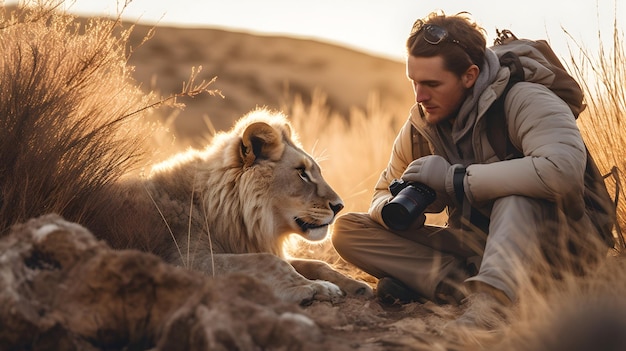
[{"xmin": 9, "ymin": 0, "xmax": 624, "ymax": 61}]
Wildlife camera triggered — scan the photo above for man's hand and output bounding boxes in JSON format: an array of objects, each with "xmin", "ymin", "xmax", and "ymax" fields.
[
  {"xmin": 402, "ymin": 155, "xmax": 465, "ymax": 205},
  {"xmin": 402, "ymin": 155, "xmax": 451, "ymax": 194}
]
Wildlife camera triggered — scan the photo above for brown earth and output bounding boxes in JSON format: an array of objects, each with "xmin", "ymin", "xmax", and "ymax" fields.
[
  {"xmin": 0, "ymin": 214, "xmax": 464, "ymax": 351},
  {"xmin": 0, "ymin": 215, "xmax": 326, "ymax": 350},
  {"xmin": 4, "ymin": 215, "xmax": 626, "ymax": 351},
  {"xmin": 0, "ymin": 214, "xmax": 505, "ymax": 351}
]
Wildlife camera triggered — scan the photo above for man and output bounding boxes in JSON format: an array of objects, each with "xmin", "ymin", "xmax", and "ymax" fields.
[{"xmin": 332, "ymin": 11, "xmax": 613, "ymax": 329}]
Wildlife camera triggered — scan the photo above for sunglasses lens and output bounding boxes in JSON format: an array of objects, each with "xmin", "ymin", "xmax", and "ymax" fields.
[{"xmin": 424, "ymin": 25, "xmax": 447, "ymax": 44}]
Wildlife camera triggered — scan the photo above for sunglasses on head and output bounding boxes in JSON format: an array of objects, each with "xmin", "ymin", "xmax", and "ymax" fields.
[{"xmin": 410, "ymin": 20, "xmax": 468, "ymax": 51}]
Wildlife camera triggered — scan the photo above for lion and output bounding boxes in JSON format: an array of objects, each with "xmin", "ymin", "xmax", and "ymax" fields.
[
  {"xmin": 97, "ymin": 108, "xmax": 372, "ymax": 304},
  {"xmin": 0, "ymin": 6, "xmax": 371, "ymax": 306}
]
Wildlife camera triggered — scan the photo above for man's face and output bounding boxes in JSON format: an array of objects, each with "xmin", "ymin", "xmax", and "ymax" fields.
[{"xmin": 406, "ymin": 55, "xmax": 471, "ymax": 125}]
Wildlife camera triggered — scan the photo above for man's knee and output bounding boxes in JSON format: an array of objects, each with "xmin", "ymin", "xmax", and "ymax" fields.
[
  {"xmin": 492, "ymin": 195, "xmax": 556, "ymax": 219},
  {"xmin": 332, "ymin": 212, "xmax": 369, "ymax": 252}
]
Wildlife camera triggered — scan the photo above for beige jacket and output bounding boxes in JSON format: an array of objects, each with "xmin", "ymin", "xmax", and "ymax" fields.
[{"xmin": 369, "ymin": 65, "xmax": 587, "ymax": 228}]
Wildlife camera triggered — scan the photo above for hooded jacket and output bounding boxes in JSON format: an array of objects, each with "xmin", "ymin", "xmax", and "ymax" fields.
[{"xmin": 369, "ymin": 47, "xmax": 588, "ymax": 228}]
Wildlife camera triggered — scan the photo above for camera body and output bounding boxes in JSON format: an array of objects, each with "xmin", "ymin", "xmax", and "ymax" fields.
[{"xmin": 381, "ymin": 179, "xmax": 436, "ymax": 231}]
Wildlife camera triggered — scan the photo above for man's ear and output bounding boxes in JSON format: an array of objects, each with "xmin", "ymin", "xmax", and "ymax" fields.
[{"xmin": 462, "ymin": 64, "xmax": 480, "ymax": 88}]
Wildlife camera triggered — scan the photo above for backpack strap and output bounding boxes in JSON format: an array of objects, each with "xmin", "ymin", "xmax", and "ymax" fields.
[
  {"xmin": 604, "ymin": 167, "xmax": 626, "ymax": 250},
  {"xmin": 585, "ymin": 154, "xmax": 621, "ymax": 248},
  {"xmin": 486, "ymin": 51, "xmax": 525, "ymax": 160}
]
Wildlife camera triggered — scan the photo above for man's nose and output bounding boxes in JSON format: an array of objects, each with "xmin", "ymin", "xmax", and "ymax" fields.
[{"xmin": 414, "ymin": 86, "xmax": 428, "ymax": 103}]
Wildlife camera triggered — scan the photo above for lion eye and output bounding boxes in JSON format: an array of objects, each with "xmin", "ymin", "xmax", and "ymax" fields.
[{"xmin": 297, "ymin": 167, "xmax": 311, "ymax": 182}]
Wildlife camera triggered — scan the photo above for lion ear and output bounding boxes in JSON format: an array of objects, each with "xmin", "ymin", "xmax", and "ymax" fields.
[{"xmin": 240, "ymin": 122, "xmax": 285, "ymax": 167}]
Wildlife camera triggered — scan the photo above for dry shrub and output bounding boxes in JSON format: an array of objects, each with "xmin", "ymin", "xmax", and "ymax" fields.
[
  {"xmin": 0, "ymin": 1, "xmax": 162, "ymax": 235},
  {"xmin": 0, "ymin": 1, "xmax": 218, "ymax": 238}
]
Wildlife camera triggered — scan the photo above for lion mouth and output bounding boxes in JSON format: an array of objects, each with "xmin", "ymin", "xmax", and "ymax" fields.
[{"xmin": 294, "ymin": 217, "xmax": 328, "ymax": 232}]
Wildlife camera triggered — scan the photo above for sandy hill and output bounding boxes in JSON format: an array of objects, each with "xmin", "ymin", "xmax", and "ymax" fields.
[{"xmin": 124, "ymin": 23, "xmax": 414, "ymax": 147}]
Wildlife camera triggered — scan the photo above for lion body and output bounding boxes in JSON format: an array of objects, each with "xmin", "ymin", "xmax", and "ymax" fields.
[{"xmin": 96, "ymin": 109, "xmax": 372, "ymax": 303}]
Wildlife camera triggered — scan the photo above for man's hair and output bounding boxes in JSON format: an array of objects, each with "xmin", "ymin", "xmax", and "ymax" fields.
[{"xmin": 406, "ymin": 11, "xmax": 486, "ymax": 76}]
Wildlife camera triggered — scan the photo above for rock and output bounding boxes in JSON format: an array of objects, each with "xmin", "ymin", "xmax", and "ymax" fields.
[{"xmin": 0, "ymin": 214, "xmax": 322, "ymax": 350}]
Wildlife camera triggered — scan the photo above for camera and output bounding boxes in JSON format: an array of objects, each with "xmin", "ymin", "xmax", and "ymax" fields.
[{"xmin": 381, "ymin": 179, "xmax": 436, "ymax": 231}]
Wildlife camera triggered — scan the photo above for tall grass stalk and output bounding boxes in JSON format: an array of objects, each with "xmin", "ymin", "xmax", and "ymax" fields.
[{"xmin": 567, "ymin": 18, "xmax": 626, "ymax": 242}]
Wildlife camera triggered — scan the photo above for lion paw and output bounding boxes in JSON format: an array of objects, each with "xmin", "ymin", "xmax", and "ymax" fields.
[
  {"xmin": 281, "ymin": 280, "xmax": 345, "ymax": 306},
  {"xmin": 309, "ymin": 279, "xmax": 345, "ymax": 304}
]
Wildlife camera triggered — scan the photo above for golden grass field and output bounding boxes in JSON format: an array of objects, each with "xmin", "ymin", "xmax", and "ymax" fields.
[{"xmin": 2, "ymin": 1, "xmax": 626, "ymax": 350}]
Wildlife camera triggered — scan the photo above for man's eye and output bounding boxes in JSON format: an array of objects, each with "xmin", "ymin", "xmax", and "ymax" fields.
[{"xmin": 297, "ymin": 167, "xmax": 311, "ymax": 182}]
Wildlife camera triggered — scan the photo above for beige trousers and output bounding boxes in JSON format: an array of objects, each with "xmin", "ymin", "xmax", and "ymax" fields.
[{"xmin": 332, "ymin": 195, "xmax": 602, "ymax": 302}]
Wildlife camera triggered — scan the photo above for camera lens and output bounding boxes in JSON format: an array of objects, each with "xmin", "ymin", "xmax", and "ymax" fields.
[
  {"xmin": 381, "ymin": 182, "xmax": 436, "ymax": 231},
  {"xmin": 381, "ymin": 201, "xmax": 417, "ymax": 230}
]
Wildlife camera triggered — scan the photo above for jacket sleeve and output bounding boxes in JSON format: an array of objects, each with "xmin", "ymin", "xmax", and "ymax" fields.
[
  {"xmin": 464, "ymin": 82, "xmax": 586, "ymax": 218},
  {"xmin": 368, "ymin": 119, "xmax": 415, "ymax": 226}
]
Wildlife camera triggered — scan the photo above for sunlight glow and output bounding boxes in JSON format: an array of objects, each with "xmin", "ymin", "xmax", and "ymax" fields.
[{"xmin": 7, "ymin": 0, "xmax": 622, "ymax": 61}]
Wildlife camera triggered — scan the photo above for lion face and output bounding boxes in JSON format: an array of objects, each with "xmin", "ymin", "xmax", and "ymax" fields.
[
  {"xmin": 268, "ymin": 144, "xmax": 344, "ymax": 241},
  {"xmin": 238, "ymin": 112, "xmax": 344, "ymax": 243}
]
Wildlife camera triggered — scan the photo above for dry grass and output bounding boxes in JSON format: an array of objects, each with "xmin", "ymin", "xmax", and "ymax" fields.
[
  {"xmin": 0, "ymin": 0, "xmax": 157, "ymax": 234},
  {"xmin": 284, "ymin": 90, "xmax": 403, "ymax": 214},
  {"xmin": 567, "ymin": 20, "xmax": 626, "ymax": 231},
  {"xmin": 0, "ymin": 1, "xmax": 216, "ymax": 240}
]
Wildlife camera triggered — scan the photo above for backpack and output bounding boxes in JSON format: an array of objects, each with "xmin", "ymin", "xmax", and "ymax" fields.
[
  {"xmin": 411, "ymin": 30, "xmax": 619, "ymax": 249},
  {"xmin": 488, "ymin": 29, "xmax": 617, "ymax": 249},
  {"xmin": 487, "ymin": 29, "xmax": 585, "ymax": 160}
]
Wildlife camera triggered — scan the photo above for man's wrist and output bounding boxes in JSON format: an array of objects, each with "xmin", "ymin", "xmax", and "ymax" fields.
[{"xmin": 452, "ymin": 166, "xmax": 466, "ymax": 204}]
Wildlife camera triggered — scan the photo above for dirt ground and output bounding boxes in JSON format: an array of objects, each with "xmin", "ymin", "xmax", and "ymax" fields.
[
  {"xmin": 304, "ymin": 295, "xmax": 464, "ymax": 350},
  {"xmin": 6, "ymin": 214, "xmax": 626, "ymax": 351},
  {"xmin": 0, "ymin": 214, "xmax": 504, "ymax": 351},
  {"xmin": 0, "ymin": 214, "xmax": 467, "ymax": 351}
]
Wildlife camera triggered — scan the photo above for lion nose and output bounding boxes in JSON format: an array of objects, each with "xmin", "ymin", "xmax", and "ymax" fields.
[{"xmin": 330, "ymin": 202, "xmax": 344, "ymax": 215}]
